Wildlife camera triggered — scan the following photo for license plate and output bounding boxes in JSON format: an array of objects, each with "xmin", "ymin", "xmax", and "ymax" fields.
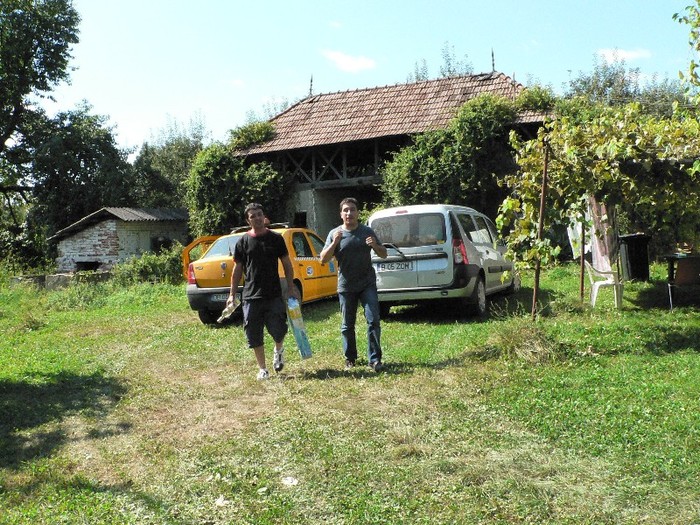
[
  {"xmin": 375, "ymin": 261, "xmax": 414, "ymax": 272},
  {"xmin": 212, "ymin": 293, "xmax": 239, "ymax": 303}
]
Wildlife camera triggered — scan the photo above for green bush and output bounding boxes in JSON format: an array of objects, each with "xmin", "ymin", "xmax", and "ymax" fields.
[{"xmin": 111, "ymin": 243, "xmax": 185, "ymax": 285}]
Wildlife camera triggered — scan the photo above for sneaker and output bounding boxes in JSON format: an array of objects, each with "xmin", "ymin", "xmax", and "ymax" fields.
[
  {"xmin": 369, "ymin": 361, "xmax": 383, "ymax": 372},
  {"xmin": 273, "ymin": 348, "xmax": 285, "ymax": 373},
  {"xmin": 257, "ymin": 368, "xmax": 270, "ymax": 380},
  {"xmin": 344, "ymin": 359, "xmax": 356, "ymax": 371}
]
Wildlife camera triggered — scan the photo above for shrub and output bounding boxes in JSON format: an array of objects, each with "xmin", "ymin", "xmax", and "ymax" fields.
[{"xmin": 111, "ymin": 243, "xmax": 185, "ymax": 285}]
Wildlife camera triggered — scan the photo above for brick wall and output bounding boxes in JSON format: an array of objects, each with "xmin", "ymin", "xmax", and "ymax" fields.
[{"xmin": 56, "ymin": 219, "xmax": 188, "ymax": 272}]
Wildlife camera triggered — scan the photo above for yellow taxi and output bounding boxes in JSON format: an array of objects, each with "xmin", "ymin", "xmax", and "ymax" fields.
[{"xmin": 183, "ymin": 224, "xmax": 337, "ymax": 324}]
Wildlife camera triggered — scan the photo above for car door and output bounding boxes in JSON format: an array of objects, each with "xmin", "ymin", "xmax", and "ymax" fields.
[
  {"xmin": 370, "ymin": 213, "xmax": 419, "ymax": 290},
  {"xmin": 468, "ymin": 214, "xmax": 504, "ymax": 291},
  {"xmin": 190, "ymin": 234, "xmax": 241, "ymax": 288},
  {"xmin": 307, "ymin": 231, "xmax": 338, "ymax": 298},
  {"xmin": 288, "ymin": 230, "xmax": 337, "ymax": 301}
]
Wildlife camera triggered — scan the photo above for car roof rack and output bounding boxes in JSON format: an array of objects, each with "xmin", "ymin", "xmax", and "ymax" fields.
[{"xmin": 229, "ymin": 222, "xmax": 290, "ymax": 234}]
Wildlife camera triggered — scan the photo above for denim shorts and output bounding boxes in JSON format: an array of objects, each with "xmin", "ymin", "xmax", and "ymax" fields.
[{"xmin": 243, "ymin": 297, "xmax": 288, "ymax": 348}]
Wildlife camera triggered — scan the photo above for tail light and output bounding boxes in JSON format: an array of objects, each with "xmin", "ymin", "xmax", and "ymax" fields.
[
  {"xmin": 452, "ymin": 239, "xmax": 468, "ymax": 265},
  {"xmin": 187, "ymin": 263, "xmax": 197, "ymax": 285}
]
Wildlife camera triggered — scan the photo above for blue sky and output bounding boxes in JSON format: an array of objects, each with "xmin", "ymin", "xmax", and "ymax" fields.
[{"xmin": 44, "ymin": 0, "xmax": 695, "ymax": 152}]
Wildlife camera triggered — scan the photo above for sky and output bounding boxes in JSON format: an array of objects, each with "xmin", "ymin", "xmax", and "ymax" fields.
[{"xmin": 43, "ymin": 0, "xmax": 696, "ymax": 153}]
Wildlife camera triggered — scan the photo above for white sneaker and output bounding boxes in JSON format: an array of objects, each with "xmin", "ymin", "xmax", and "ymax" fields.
[
  {"xmin": 273, "ymin": 348, "xmax": 285, "ymax": 372},
  {"xmin": 257, "ymin": 368, "xmax": 270, "ymax": 380}
]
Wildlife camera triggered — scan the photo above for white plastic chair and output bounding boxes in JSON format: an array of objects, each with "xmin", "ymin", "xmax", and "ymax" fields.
[{"xmin": 584, "ymin": 260, "xmax": 623, "ymax": 308}]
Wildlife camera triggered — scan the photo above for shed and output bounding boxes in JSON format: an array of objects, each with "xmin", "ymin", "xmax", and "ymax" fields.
[{"xmin": 49, "ymin": 207, "xmax": 189, "ymax": 272}]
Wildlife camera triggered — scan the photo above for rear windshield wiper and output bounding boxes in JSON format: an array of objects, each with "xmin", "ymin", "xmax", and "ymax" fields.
[{"xmin": 383, "ymin": 242, "xmax": 407, "ymax": 260}]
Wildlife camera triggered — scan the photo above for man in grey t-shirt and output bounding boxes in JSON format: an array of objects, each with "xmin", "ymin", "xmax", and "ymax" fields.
[{"xmin": 321, "ymin": 197, "xmax": 388, "ymax": 371}]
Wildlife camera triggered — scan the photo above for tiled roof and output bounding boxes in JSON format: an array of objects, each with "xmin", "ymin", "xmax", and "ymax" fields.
[
  {"xmin": 244, "ymin": 72, "xmax": 540, "ymax": 155},
  {"xmin": 49, "ymin": 207, "xmax": 188, "ymax": 241}
]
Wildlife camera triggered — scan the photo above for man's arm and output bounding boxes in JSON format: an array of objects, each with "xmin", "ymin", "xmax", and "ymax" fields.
[
  {"xmin": 320, "ymin": 229, "xmax": 342, "ymax": 263},
  {"xmin": 228, "ymin": 260, "xmax": 243, "ymax": 304},
  {"xmin": 367, "ymin": 235, "xmax": 388, "ymax": 259},
  {"xmin": 280, "ymin": 254, "xmax": 300, "ymax": 300}
]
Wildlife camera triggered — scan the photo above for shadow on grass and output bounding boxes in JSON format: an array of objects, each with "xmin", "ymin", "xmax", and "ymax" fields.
[
  {"xmin": 0, "ymin": 371, "xmax": 129, "ymax": 469},
  {"xmin": 303, "ymin": 355, "xmax": 473, "ymax": 381},
  {"xmin": 205, "ymin": 297, "xmax": 340, "ymax": 329},
  {"xmin": 379, "ymin": 286, "xmax": 561, "ymax": 324},
  {"xmin": 630, "ymin": 278, "xmax": 700, "ymax": 311}
]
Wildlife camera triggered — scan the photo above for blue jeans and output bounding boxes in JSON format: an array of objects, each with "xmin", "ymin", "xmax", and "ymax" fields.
[{"xmin": 339, "ymin": 285, "xmax": 382, "ymax": 364}]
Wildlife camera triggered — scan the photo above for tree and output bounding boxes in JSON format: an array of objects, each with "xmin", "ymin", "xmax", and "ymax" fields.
[
  {"xmin": 0, "ymin": 0, "xmax": 79, "ymax": 263},
  {"xmin": 132, "ymin": 115, "xmax": 207, "ymax": 208},
  {"xmin": 566, "ymin": 54, "xmax": 688, "ymax": 118},
  {"xmin": 0, "ymin": 0, "xmax": 79, "ymax": 194},
  {"xmin": 405, "ymin": 42, "xmax": 473, "ymax": 83},
  {"xmin": 439, "ymin": 42, "xmax": 473, "ymax": 78},
  {"xmin": 185, "ymin": 144, "xmax": 289, "ymax": 237},
  {"xmin": 185, "ymin": 122, "xmax": 289, "ymax": 237},
  {"xmin": 28, "ymin": 105, "xmax": 136, "ymax": 236}
]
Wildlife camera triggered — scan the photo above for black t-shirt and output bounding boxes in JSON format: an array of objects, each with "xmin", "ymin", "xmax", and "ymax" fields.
[{"xmin": 234, "ymin": 230, "xmax": 288, "ymax": 300}]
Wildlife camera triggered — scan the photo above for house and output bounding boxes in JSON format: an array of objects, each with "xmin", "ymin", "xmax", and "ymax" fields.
[
  {"xmin": 242, "ymin": 72, "xmax": 544, "ymax": 236},
  {"xmin": 50, "ymin": 207, "xmax": 189, "ymax": 272}
]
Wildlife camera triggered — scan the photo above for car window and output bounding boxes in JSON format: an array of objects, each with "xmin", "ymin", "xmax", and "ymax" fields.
[
  {"xmin": 456, "ymin": 213, "xmax": 476, "ymax": 242},
  {"xmin": 471, "ymin": 216, "xmax": 493, "ymax": 245},
  {"xmin": 371, "ymin": 213, "xmax": 446, "ymax": 248},
  {"xmin": 484, "ymin": 217, "xmax": 500, "ymax": 242},
  {"xmin": 291, "ymin": 232, "xmax": 313, "ymax": 258},
  {"xmin": 308, "ymin": 232, "xmax": 326, "ymax": 257},
  {"xmin": 201, "ymin": 235, "xmax": 241, "ymax": 259}
]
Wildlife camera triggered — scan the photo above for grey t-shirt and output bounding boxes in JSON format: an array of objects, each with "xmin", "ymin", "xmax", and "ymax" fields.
[{"xmin": 325, "ymin": 224, "xmax": 380, "ymax": 293}]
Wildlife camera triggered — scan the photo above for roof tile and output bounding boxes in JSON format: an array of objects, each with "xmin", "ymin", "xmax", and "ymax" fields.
[{"xmin": 244, "ymin": 73, "xmax": 533, "ymax": 154}]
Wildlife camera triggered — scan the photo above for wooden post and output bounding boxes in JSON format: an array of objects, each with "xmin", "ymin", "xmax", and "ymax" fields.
[
  {"xmin": 579, "ymin": 221, "xmax": 585, "ymax": 301},
  {"xmin": 532, "ymin": 138, "xmax": 549, "ymax": 321}
]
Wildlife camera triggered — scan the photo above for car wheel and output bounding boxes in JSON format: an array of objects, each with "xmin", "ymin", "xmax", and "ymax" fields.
[
  {"xmin": 379, "ymin": 302, "xmax": 391, "ymax": 318},
  {"xmin": 197, "ymin": 309, "xmax": 219, "ymax": 325},
  {"xmin": 470, "ymin": 277, "xmax": 487, "ymax": 317},
  {"xmin": 506, "ymin": 272, "xmax": 521, "ymax": 294}
]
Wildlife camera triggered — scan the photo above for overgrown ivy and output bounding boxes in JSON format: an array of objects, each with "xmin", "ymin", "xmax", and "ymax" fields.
[
  {"xmin": 184, "ymin": 141, "xmax": 290, "ymax": 237},
  {"xmin": 381, "ymin": 94, "xmax": 520, "ymax": 219}
]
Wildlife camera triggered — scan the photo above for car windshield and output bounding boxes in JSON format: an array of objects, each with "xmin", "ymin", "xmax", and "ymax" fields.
[
  {"xmin": 371, "ymin": 213, "xmax": 447, "ymax": 248},
  {"xmin": 201, "ymin": 235, "xmax": 242, "ymax": 259}
]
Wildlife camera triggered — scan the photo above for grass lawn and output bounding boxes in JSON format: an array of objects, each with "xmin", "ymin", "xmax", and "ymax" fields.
[{"xmin": 1, "ymin": 262, "xmax": 700, "ymax": 524}]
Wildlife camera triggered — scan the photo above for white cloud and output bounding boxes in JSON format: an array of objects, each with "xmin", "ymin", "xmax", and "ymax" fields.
[
  {"xmin": 228, "ymin": 78, "xmax": 245, "ymax": 88},
  {"xmin": 598, "ymin": 48, "xmax": 652, "ymax": 63},
  {"xmin": 329, "ymin": 20, "xmax": 342, "ymax": 29},
  {"xmin": 321, "ymin": 50, "xmax": 376, "ymax": 73}
]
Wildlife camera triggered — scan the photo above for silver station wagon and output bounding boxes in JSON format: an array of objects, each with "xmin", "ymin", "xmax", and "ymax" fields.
[{"xmin": 368, "ymin": 204, "xmax": 519, "ymax": 317}]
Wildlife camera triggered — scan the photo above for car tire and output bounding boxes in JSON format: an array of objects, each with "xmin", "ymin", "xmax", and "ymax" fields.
[
  {"xmin": 379, "ymin": 302, "xmax": 391, "ymax": 318},
  {"xmin": 506, "ymin": 272, "xmax": 521, "ymax": 294},
  {"xmin": 469, "ymin": 276, "xmax": 487, "ymax": 317},
  {"xmin": 197, "ymin": 309, "xmax": 219, "ymax": 325}
]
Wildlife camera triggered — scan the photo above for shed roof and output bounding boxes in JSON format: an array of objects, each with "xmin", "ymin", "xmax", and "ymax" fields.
[
  {"xmin": 244, "ymin": 72, "xmax": 542, "ymax": 155},
  {"xmin": 49, "ymin": 207, "xmax": 189, "ymax": 241}
]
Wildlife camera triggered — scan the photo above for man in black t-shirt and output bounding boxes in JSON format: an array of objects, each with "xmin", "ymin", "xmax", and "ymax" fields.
[{"xmin": 228, "ymin": 203, "xmax": 300, "ymax": 380}]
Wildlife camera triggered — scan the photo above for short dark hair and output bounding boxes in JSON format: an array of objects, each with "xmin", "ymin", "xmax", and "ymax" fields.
[
  {"xmin": 339, "ymin": 197, "xmax": 358, "ymax": 210},
  {"xmin": 244, "ymin": 203, "xmax": 264, "ymax": 217}
]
